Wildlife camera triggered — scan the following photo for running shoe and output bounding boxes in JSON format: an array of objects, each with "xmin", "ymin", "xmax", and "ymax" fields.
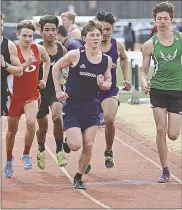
[
  {"xmin": 104, "ymin": 151, "xmax": 115, "ymax": 168},
  {"xmin": 22, "ymin": 154, "xmax": 32, "ymax": 170},
  {"xmin": 57, "ymin": 151, "xmax": 67, "ymax": 167},
  {"xmin": 37, "ymin": 151, "xmax": 46, "ymax": 170},
  {"xmin": 157, "ymin": 168, "xmax": 170, "ymax": 183},
  {"xmin": 73, "ymin": 178, "xmax": 86, "ymax": 189},
  {"xmin": 4, "ymin": 157, "xmax": 14, "ymax": 178}
]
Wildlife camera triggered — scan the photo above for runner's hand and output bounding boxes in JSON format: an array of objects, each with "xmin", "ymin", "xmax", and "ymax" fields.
[
  {"xmin": 122, "ymin": 80, "xmax": 131, "ymax": 91},
  {"xmin": 39, "ymin": 79, "xmax": 46, "ymax": 89},
  {"xmin": 25, "ymin": 54, "xmax": 37, "ymax": 67},
  {"xmin": 97, "ymin": 74, "xmax": 104, "ymax": 87},
  {"xmin": 112, "ymin": 63, "xmax": 116, "ymax": 68},
  {"xmin": 56, "ymin": 91, "xmax": 69, "ymax": 103},
  {"xmin": 143, "ymin": 81, "xmax": 150, "ymax": 94}
]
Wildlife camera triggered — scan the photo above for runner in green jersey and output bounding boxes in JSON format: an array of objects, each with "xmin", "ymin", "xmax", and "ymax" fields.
[{"xmin": 141, "ymin": 1, "xmax": 182, "ymax": 183}]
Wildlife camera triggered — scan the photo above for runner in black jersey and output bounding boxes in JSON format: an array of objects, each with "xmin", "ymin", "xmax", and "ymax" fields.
[
  {"xmin": 36, "ymin": 15, "xmax": 67, "ymax": 169},
  {"xmin": 1, "ymin": 13, "xmax": 23, "ymax": 116},
  {"xmin": 52, "ymin": 20, "xmax": 112, "ymax": 189}
]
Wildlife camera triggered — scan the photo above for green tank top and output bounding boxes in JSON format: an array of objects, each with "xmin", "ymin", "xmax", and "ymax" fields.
[{"xmin": 151, "ymin": 30, "xmax": 182, "ymax": 91}]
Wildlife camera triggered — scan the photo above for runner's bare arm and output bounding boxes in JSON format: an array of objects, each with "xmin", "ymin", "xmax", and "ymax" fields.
[
  {"xmin": 141, "ymin": 39, "xmax": 153, "ymax": 87},
  {"xmin": 117, "ymin": 41, "xmax": 128, "ymax": 81},
  {"xmin": 3, "ymin": 40, "xmax": 23, "ymax": 76},
  {"xmin": 99, "ymin": 56, "xmax": 112, "ymax": 90},
  {"xmin": 38, "ymin": 44, "xmax": 50, "ymax": 83},
  {"xmin": 52, "ymin": 50, "xmax": 78, "ymax": 92},
  {"xmin": 62, "ymin": 45, "xmax": 69, "ymax": 74}
]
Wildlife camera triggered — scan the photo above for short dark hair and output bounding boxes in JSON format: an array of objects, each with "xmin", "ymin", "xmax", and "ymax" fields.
[
  {"xmin": 57, "ymin": 25, "xmax": 68, "ymax": 37},
  {"xmin": 39, "ymin": 14, "xmax": 59, "ymax": 30},
  {"xmin": 81, "ymin": 20, "xmax": 103, "ymax": 37},
  {"xmin": 17, "ymin": 20, "xmax": 36, "ymax": 32},
  {"xmin": 152, "ymin": 1, "xmax": 174, "ymax": 20},
  {"xmin": 95, "ymin": 10, "xmax": 116, "ymax": 25}
]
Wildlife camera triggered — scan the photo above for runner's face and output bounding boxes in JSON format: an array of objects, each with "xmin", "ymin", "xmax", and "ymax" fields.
[
  {"xmin": 56, "ymin": 33, "xmax": 63, "ymax": 42},
  {"xmin": 41, "ymin": 23, "xmax": 57, "ymax": 41},
  {"xmin": 17, "ymin": 28, "xmax": 34, "ymax": 47},
  {"xmin": 61, "ymin": 16, "xmax": 72, "ymax": 29},
  {"xmin": 85, "ymin": 28, "xmax": 102, "ymax": 49},
  {"xmin": 100, "ymin": 21, "xmax": 113, "ymax": 42},
  {"xmin": 155, "ymin": 11, "xmax": 172, "ymax": 32}
]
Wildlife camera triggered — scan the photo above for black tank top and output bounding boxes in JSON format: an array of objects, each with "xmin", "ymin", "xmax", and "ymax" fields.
[
  {"xmin": 66, "ymin": 46, "xmax": 108, "ymax": 101},
  {"xmin": 39, "ymin": 42, "xmax": 63, "ymax": 95},
  {"xmin": 1, "ymin": 36, "xmax": 11, "ymax": 98}
]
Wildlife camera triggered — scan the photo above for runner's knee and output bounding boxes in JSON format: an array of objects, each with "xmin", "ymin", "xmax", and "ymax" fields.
[
  {"xmin": 69, "ymin": 143, "xmax": 81, "ymax": 151},
  {"xmin": 52, "ymin": 116, "xmax": 62, "ymax": 126},
  {"xmin": 7, "ymin": 128, "xmax": 18, "ymax": 137},
  {"xmin": 26, "ymin": 120, "xmax": 36, "ymax": 131},
  {"xmin": 68, "ymin": 139, "xmax": 82, "ymax": 151},
  {"xmin": 168, "ymin": 132, "xmax": 179, "ymax": 141},
  {"xmin": 38, "ymin": 127, "xmax": 48, "ymax": 136},
  {"xmin": 84, "ymin": 137, "xmax": 93, "ymax": 147},
  {"xmin": 104, "ymin": 114, "xmax": 115, "ymax": 125},
  {"xmin": 156, "ymin": 126, "xmax": 167, "ymax": 137}
]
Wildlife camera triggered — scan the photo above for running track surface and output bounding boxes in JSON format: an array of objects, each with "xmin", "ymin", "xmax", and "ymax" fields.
[{"xmin": 1, "ymin": 115, "xmax": 182, "ymax": 209}]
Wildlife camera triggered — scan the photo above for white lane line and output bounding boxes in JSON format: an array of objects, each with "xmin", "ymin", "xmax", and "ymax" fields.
[
  {"xmin": 45, "ymin": 145, "xmax": 111, "ymax": 209},
  {"xmin": 115, "ymin": 136, "xmax": 182, "ymax": 184},
  {"xmin": 2, "ymin": 129, "xmax": 110, "ymax": 208}
]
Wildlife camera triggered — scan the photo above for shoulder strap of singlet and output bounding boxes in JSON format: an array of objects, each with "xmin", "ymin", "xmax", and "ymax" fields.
[
  {"xmin": 31, "ymin": 43, "xmax": 40, "ymax": 61},
  {"xmin": 174, "ymin": 30, "xmax": 182, "ymax": 41},
  {"xmin": 152, "ymin": 33, "xmax": 158, "ymax": 46},
  {"xmin": 111, "ymin": 38, "xmax": 117, "ymax": 47},
  {"xmin": 68, "ymin": 26, "xmax": 75, "ymax": 37},
  {"xmin": 56, "ymin": 42, "xmax": 63, "ymax": 54},
  {"xmin": 103, "ymin": 53, "xmax": 109, "ymax": 67},
  {"xmin": 79, "ymin": 46, "xmax": 86, "ymax": 62},
  {"xmin": 2, "ymin": 36, "xmax": 9, "ymax": 46},
  {"xmin": 16, "ymin": 44, "xmax": 23, "ymax": 59},
  {"xmin": 79, "ymin": 46, "xmax": 85, "ymax": 52}
]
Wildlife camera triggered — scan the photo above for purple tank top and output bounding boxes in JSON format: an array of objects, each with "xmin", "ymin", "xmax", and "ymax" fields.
[
  {"xmin": 68, "ymin": 26, "xmax": 76, "ymax": 38},
  {"xmin": 99, "ymin": 38, "xmax": 119, "ymax": 98}
]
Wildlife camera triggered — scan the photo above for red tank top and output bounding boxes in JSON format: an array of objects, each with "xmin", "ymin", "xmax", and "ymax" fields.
[{"xmin": 13, "ymin": 44, "xmax": 40, "ymax": 95}]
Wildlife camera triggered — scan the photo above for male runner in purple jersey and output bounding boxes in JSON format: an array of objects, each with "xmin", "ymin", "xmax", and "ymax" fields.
[
  {"xmin": 94, "ymin": 11, "xmax": 131, "ymax": 169},
  {"xmin": 62, "ymin": 12, "xmax": 131, "ymax": 173}
]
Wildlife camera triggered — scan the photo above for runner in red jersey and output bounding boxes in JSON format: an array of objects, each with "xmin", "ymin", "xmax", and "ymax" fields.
[
  {"xmin": 9, "ymin": 44, "xmax": 41, "ymax": 116},
  {"xmin": 4, "ymin": 20, "xmax": 50, "ymax": 178}
]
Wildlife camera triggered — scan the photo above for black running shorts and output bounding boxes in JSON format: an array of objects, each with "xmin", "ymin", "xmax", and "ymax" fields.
[
  {"xmin": 150, "ymin": 88, "xmax": 182, "ymax": 115},
  {"xmin": 37, "ymin": 92, "xmax": 59, "ymax": 119}
]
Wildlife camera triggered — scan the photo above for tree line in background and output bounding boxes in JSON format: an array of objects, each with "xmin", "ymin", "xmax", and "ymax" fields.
[
  {"xmin": 2, "ymin": 0, "xmax": 182, "ymax": 23},
  {"xmin": 2, "ymin": 1, "xmax": 59, "ymax": 22}
]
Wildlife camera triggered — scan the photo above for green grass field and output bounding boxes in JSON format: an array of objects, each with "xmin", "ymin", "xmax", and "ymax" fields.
[{"xmin": 116, "ymin": 61, "xmax": 154, "ymax": 103}]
